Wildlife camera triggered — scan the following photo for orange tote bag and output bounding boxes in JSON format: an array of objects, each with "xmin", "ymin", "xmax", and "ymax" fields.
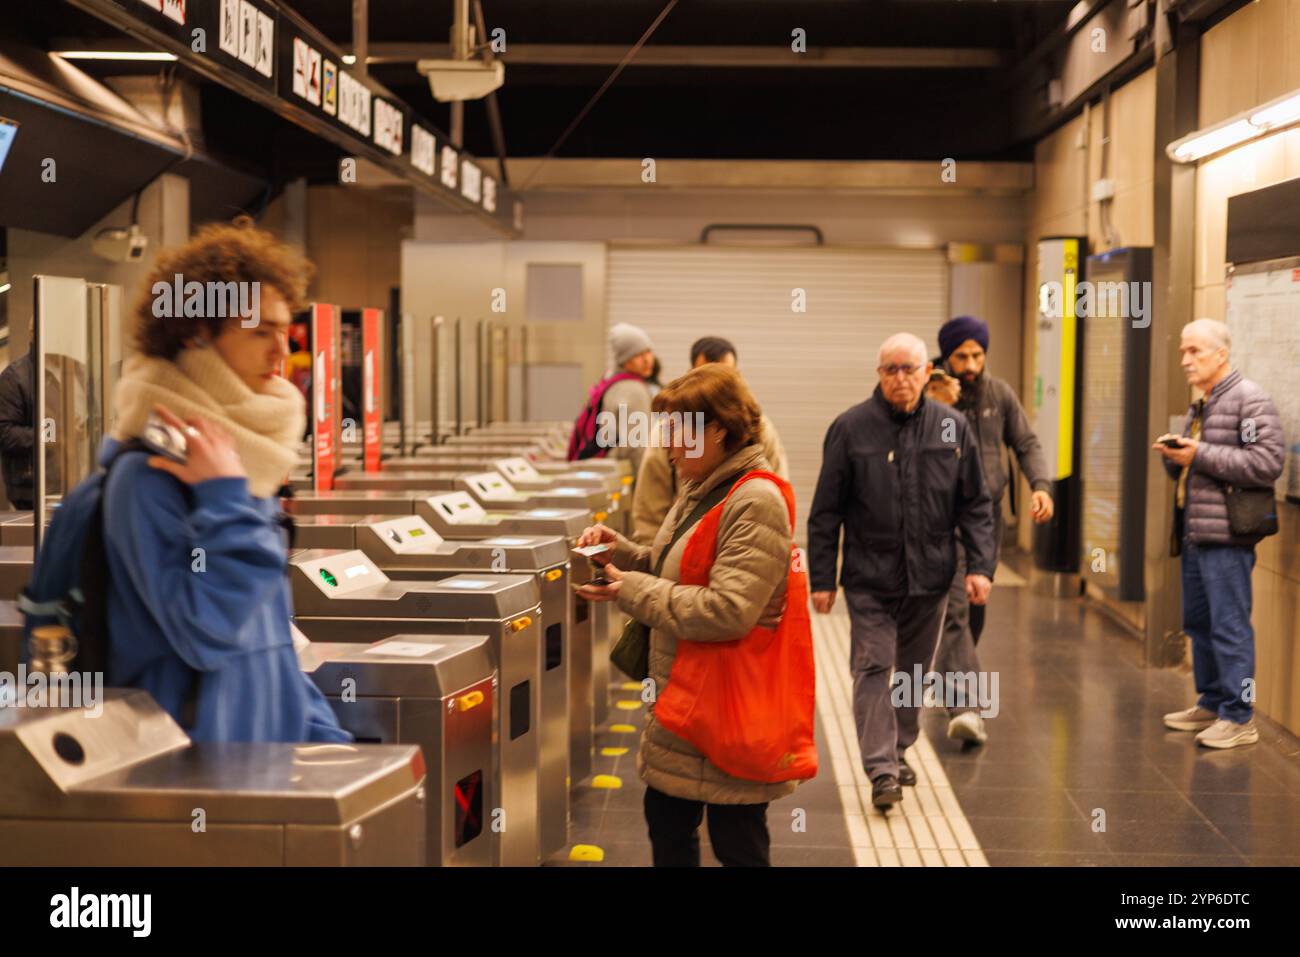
[{"xmin": 653, "ymin": 470, "xmax": 818, "ymax": 784}]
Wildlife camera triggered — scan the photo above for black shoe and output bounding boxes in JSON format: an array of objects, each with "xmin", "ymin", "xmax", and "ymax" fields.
[
  {"xmin": 898, "ymin": 758, "xmax": 917, "ymax": 787},
  {"xmin": 871, "ymin": 774, "xmax": 903, "ymax": 810}
]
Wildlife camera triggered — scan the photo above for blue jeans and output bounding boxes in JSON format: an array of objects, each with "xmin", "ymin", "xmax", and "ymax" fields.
[{"xmin": 1181, "ymin": 540, "xmax": 1256, "ymax": 723}]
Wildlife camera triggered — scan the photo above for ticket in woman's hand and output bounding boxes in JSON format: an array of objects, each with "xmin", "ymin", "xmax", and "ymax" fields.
[{"xmin": 572, "ymin": 543, "xmax": 612, "ymax": 558}]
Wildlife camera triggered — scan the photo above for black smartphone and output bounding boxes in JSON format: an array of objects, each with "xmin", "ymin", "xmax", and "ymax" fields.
[{"xmin": 1161, "ymin": 436, "xmax": 1185, "ymax": 448}]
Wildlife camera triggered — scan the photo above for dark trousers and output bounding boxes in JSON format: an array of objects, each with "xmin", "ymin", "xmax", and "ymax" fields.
[
  {"xmin": 643, "ymin": 786, "xmax": 771, "ymax": 867},
  {"xmin": 846, "ymin": 588, "xmax": 949, "ymax": 780},
  {"xmin": 935, "ymin": 509, "xmax": 1001, "ymax": 716},
  {"xmin": 1181, "ymin": 540, "xmax": 1256, "ymax": 723}
]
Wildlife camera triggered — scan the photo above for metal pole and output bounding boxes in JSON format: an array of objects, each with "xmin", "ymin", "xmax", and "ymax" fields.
[
  {"xmin": 352, "ymin": 0, "xmax": 368, "ymax": 77},
  {"xmin": 454, "ymin": 318, "xmax": 463, "ymax": 436},
  {"xmin": 431, "ymin": 316, "xmax": 442, "ymax": 444},
  {"xmin": 31, "ymin": 278, "xmax": 44, "ymax": 565}
]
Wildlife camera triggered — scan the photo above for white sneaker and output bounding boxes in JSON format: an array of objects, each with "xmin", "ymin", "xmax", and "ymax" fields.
[
  {"xmin": 1163, "ymin": 705, "xmax": 1218, "ymax": 732},
  {"xmin": 1196, "ymin": 718, "xmax": 1259, "ymax": 749},
  {"xmin": 947, "ymin": 711, "xmax": 987, "ymax": 745}
]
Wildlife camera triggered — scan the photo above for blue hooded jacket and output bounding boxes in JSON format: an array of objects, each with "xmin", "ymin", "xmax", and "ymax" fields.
[{"xmin": 99, "ymin": 438, "xmax": 350, "ymax": 743}]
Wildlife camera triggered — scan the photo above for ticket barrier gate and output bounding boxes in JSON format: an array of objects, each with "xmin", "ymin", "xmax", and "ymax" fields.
[
  {"xmin": 285, "ymin": 491, "xmax": 611, "ymax": 727},
  {"xmin": 490, "ymin": 456, "xmax": 628, "ymax": 516},
  {"xmin": 0, "ymin": 689, "xmax": 426, "ymax": 866},
  {"xmin": 457, "ymin": 471, "xmax": 621, "ymax": 535},
  {"xmin": 420, "ymin": 491, "xmax": 614, "ymax": 727},
  {"xmin": 299, "ymin": 632, "xmax": 495, "ymax": 867},
  {"xmin": 0, "ymin": 601, "xmax": 22, "ymax": 675},
  {"xmin": 288, "ymin": 555, "xmax": 550, "ymax": 866},
  {"xmin": 291, "ymin": 514, "xmax": 592, "ymax": 791},
  {"xmin": 383, "ymin": 454, "xmax": 623, "ymax": 503},
  {"xmin": 0, "ymin": 513, "xmax": 39, "ymax": 546},
  {"xmin": 0, "ymin": 546, "xmax": 33, "ymax": 599}
]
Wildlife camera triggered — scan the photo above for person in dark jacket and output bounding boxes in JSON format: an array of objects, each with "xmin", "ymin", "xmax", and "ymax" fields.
[
  {"xmin": 809, "ymin": 332, "xmax": 995, "ymax": 810},
  {"xmin": 0, "ymin": 320, "xmax": 65, "ymax": 509},
  {"xmin": 0, "ymin": 343, "xmax": 37, "ymax": 510},
  {"xmin": 925, "ymin": 315, "xmax": 1054, "ymax": 746},
  {"xmin": 1155, "ymin": 318, "xmax": 1284, "ymax": 750}
]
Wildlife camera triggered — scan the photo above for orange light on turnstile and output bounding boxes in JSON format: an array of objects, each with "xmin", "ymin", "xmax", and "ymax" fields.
[
  {"xmin": 509, "ymin": 615, "xmax": 533, "ymax": 632},
  {"xmin": 545, "ymin": 568, "xmax": 564, "ymax": 581},
  {"xmin": 455, "ymin": 690, "xmax": 486, "ymax": 712}
]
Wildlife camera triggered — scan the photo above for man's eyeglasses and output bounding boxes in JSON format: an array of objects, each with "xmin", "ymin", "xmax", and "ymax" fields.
[{"xmin": 877, "ymin": 363, "xmax": 923, "ymax": 378}]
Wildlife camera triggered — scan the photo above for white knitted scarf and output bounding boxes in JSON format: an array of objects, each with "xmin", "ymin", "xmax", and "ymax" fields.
[{"xmin": 111, "ymin": 346, "xmax": 305, "ymax": 497}]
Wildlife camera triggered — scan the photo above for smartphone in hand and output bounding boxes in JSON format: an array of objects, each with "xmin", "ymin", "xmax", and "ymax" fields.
[{"xmin": 141, "ymin": 411, "xmax": 189, "ymax": 463}]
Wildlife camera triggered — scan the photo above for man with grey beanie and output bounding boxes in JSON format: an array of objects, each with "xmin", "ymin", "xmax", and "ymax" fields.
[{"xmin": 568, "ymin": 322, "xmax": 656, "ymax": 474}]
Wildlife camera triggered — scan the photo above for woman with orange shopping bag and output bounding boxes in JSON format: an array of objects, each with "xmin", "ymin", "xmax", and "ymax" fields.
[{"xmin": 576, "ymin": 364, "xmax": 817, "ymax": 867}]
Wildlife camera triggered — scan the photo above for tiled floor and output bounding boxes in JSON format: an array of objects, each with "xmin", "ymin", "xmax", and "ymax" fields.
[
  {"xmin": 920, "ymin": 553, "xmax": 1300, "ymax": 867},
  {"xmin": 549, "ymin": 552, "xmax": 1300, "ymax": 866}
]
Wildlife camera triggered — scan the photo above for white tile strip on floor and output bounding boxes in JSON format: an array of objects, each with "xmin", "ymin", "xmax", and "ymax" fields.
[{"xmin": 811, "ymin": 593, "xmax": 988, "ymax": 867}]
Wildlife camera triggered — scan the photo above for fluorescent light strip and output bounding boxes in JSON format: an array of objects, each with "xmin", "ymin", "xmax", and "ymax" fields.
[
  {"xmin": 1169, "ymin": 85, "xmax": 1300, "ymax": 163},
  {"xmin": 55, "ymin": 51, "xmax": 179, "ymax": 62},
  {"xmin": 1250, "ymin": 92, "xmax": 1300, "ymax": 130}
]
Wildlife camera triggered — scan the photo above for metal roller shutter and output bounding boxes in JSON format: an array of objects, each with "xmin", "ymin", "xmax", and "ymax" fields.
[{"xmin": 607, "ymin": 244, "xmax": 949, "ymax": 545}]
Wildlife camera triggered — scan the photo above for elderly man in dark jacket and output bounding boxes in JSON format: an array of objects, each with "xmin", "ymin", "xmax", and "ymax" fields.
[
  {"xmin": 809, "ymin": 332, "xmax": 996, "ymax": 810},
  {"xmin": 1155, "ymin": 319, "xmax": 1284, "ymax": 750},
  {"xmin": 925, "ymin": 315, "xmax": 1055, "ymax": 747}
]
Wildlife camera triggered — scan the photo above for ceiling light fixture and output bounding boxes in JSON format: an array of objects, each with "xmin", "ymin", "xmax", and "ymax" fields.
[
  {"xmin": 1168, "ymin": 85, "xmax": 1300, "ymax": 163},
  {"xmin": 54, "ymin": 51, "xmax": 179, "ymax": 62}
]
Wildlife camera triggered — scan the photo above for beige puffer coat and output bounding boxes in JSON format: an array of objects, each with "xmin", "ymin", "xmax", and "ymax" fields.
[
  {"xmin": 631, "ymin": 413, "xmax": 790, "ymax": 545},
  {"xmin": 609, "ymin": 442, "xmax": 799, "ymax": 805}
]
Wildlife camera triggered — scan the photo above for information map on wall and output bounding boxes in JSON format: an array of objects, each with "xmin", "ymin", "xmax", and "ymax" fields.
[{"xmin": 1224, "ymin": 257, "xmax": 1300, "ymax": 502}]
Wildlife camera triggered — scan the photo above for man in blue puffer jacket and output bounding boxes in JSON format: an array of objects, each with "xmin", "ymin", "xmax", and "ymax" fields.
[{"xmin": 1155, "ymin": 318, "xmax": 1284, "ymax": 750}]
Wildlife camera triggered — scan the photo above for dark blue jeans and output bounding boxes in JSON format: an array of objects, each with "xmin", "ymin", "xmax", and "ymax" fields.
[{"xmin": 1181, "ymin": 540, "xmax": 1256, "ymax": 723}]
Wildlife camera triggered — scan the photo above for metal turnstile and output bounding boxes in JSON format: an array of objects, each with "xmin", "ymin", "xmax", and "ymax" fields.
[
  {"xmin": 285, "ymin": 491, "xmax": 417, "ymax": 517},
  {"xmin": 0, "ymin": 601, "xmax": 21, "ymax": 676},
  {"xmin": 418, "ymin": 491, "xmax": 614, "ymax": 727},
  {"xmin": 0, "ymin": 690, "xmax": 427, "ymax": 866},
  {"xmin": 457, "ymin": 471, "xmax": 619, "ymax": 534},
  {"xmin": 292, "ymin": 514, "xmax": 589, "ymax": 835},
  {"xmin": 0, "ymin": 546, "xmax": 33, "ymax": 600},
  {"xmin": 288, "ymin": 554, "xmax": 548, "ymax": 866},
  {"xmin": 299, "ymin": 633, "xmax": 496, "ymax": 866},
  {"xmin": 0, "ymin": 513, "xmax": 38, "ymax": 546}
]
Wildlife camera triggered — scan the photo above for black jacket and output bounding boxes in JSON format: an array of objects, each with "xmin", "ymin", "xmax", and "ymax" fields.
[
  {"xmin": 0, "ymin": 351, "xmax": 35, "ymax": 505},
  {"xmin": 808, "ymin": 386, "xmax": 996, "ymax": 597},
  {"xmin": 949, "ymin": 370, "xmax": 1051, "ymax": 504}
]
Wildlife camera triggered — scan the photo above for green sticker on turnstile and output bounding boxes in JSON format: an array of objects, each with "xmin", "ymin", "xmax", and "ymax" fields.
[{"xmin": 319, "ymin": 568, "xmax": 338, "ymax": 587}]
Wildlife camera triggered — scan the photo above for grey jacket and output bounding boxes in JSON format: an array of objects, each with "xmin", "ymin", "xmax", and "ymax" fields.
[
  {"xmin": 1163, "ymin": 369, "xmax": 1285, "ymax": 547},
  {"xmin": 952, "ymin": 372, "xmax": 1051, "ymax": 504}
]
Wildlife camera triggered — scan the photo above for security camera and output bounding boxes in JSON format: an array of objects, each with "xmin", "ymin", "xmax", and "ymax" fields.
[
  {"xmin": 92, "ymin": 224, "xmax": 148, "ymax": 263},
  {"xmin": 416, "ymin": 58, "xmax": 504, "ymax": 102}
]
